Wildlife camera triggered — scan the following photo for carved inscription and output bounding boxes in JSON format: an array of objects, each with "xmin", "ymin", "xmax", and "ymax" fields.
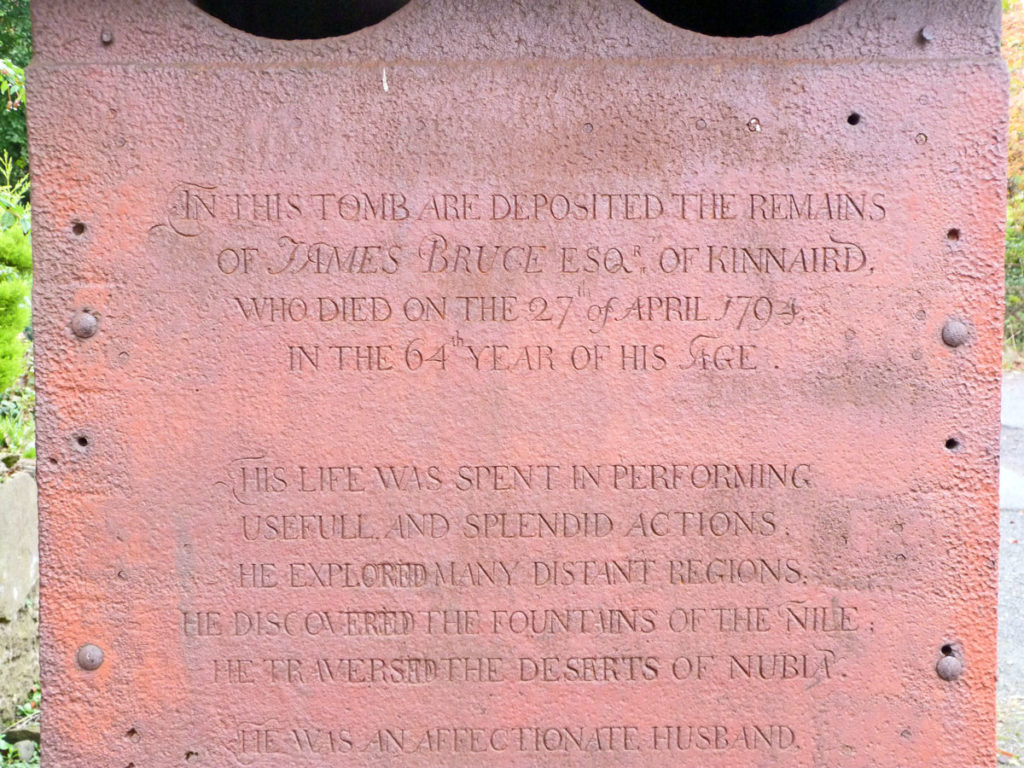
[
  {"xmin": 158, "ymin": 184, "xmax": 883, "ymax": 379},
  {"xmin": 29, "ymin": 0, "xmax": 1004, "ymax": 762},
  {"xmin": 228, "ymin": 722, "xmax": 798, "ymax": 758},
  {"xmin": 161, "ymin": 177, "xmax": 890, "ymax": 763}
]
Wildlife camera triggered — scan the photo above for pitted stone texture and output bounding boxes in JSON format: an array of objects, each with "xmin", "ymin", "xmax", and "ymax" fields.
[
  {"xmin": 28, "ymin": 2, "xmax": 1004, "ymax": 768},
  {"xmin": 30, "ymin": 0, "xmax": 1000, "ymax": 63}
]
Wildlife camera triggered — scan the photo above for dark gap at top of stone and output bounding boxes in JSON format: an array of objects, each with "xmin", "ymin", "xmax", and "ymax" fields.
[
  {"xmin": 635, "ymin": 0, "xmax": 849, "ymax": 37},
  {"xmin": 191, "ymin": 0, "xmax": 411, "ymax": 40}
]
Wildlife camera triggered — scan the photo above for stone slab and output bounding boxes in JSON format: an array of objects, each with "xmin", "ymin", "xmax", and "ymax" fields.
[
  {"xmin": 1000, "ymin": 373, "xmax": 1024, "ymax": 706},
  {"xmin": 0, "ymin": 582, "xmax": 38, "ymax": 725},
  {"xmin": 1004, "ymin": 371, "xmax": 1024, "ymax": 430},
  {"xmin": 0, "ymin": 471, "xmax": 38, "ymax": 621},
  {"xmin": 28, "ymin": 1, "xmax": 1005, "ymax": 767},
  {"xmin": 0, "ymin": 472, "xmax": 39, "ymax": 723},
  {"xmin": 1003, "ymin": 373, "xmax": 1024, "ymax": 510}
]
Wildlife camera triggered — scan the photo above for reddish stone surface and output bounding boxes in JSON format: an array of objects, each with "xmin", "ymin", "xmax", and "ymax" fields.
[{"xmin": 28, "ymin": 1, "xmax": 1005, "ymax": 766}]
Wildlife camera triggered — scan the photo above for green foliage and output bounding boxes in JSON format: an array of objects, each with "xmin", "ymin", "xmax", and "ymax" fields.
[
  {"xmin": 0, "ymin": 151, "xmax": 31, "ymax": 397},
  {"xmin": 0, "ymin": 683, "xmax": 40, "ymax": 768},
  {"xmin": 0, "ymin": 222, "xmax": 29, "ymax": 271},
  {"xmin": 0, "ymin": 1, "xmax": 30, "ymax": 184},
  {"xmin": 1007, "ymin": 177, "xmax": 1024, "ymax": 354},
  {"xmin": 0, "ymin": 413, "xmax": 33, "ymax": 458},
  {"xmin": 0, "ymin": 733, "xmax": 38, "ymax": 768},
  {"xmin": 0, "ymin": 410, "xmax": 33, "ymax": 461},
  {"xmin": 0, "ymin": 274, "xmax": 29, "ymax": 392},
  {"xmin": 0, "ymin": 60, "xmax": 23, "ymax": 112},
  {"xmin": 0, "ymin": 3, "xmax": 30, "ymax": 71},
  {"xmin": 1006, "ymin": 5, "xmax": 1024, "ymax": 360},
  {"xmin": 0, "ymin": 153, "xmax": 29, "ymax": 235},
  {"xmin": 13, "ymin": 687, "xmax": 38, "ymax": 723},
  {"xmin": 0, "ymin": 353, "xmax": 34, "ymax": 461}
]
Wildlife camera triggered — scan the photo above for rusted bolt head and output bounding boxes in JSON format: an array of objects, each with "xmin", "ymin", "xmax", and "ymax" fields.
[
  {"xmin": 76, "ymin": 644, "xmax": 104, "ymax": 671},
  {"xmin": 100, "ymin": 29, "xmax": 114, "ymax": 46},
  {"xmin": 71, "ymin": 311, "xmax": 99, "ymax": 339},
  {"xmin": 936, "ymin": 653, "xmax": 963, "ymax": 681},
  {"xmin": 941, "ymin": 319, "xmax": 970, "ymax": 348}
]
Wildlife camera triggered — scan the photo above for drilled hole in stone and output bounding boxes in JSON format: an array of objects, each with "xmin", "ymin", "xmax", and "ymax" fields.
[
  {"xmin": 48, "ymin": 457, "xmax": 58, "ymax": 465},
  {"xmin": 634, "ymin": 0, "xmax": 849, "ymax": 37},
  {"xmin": 76, "ymin": 435, "xmax": 89, "ymax": 448},
  {"xmin": 945, "ymin": 437, "xmax": 961, "ymax": 451},
  {"xmin": 72, "ymin": 222, "xmax": 86, "ymax": 235},
  {"xmin": 941, "ymin": 644, "xmax": 955, "ymax": 656},
  {"xmin": 847, "ymin": 112, "xmax": 861, "ymax": 126},
  {"xmin": 185, "ymin": 751, "xmax": 199, "ymax": 762},
  {"xmin": 126, "ymin": 728, "xmax": 140, "ymax": 742},
  {"xmin": 947, "ymin": 228, "xmax": 961, "ymax": 241},
  {"xmin": 191, "ymin": 0, "xmax": 411, "ymax": 39}
]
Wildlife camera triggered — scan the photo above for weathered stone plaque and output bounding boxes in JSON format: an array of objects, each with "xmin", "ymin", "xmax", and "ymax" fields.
[{"xmin": 29, "ymin": 1, "xmax": 1005, "ymax": 766}]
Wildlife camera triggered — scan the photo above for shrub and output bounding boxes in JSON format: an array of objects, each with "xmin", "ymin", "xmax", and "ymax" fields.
[
  {"xmin": 0, "ymin": 273, "xmax": 28, "ymax": 392},
  {"xmin": 0, "ymin": 224, "xmax": 29, "ymax": 272},
  {"xmin": 0, "ymin": 1, "xmax": 30, "ymax": 184},
  {"xmin": 0, "ymin": 152, "xmax": 30, "ymax": 394},
  {"xmin": 1005, "ymin": 6, "xmax": 1024, "ymax": 356}
]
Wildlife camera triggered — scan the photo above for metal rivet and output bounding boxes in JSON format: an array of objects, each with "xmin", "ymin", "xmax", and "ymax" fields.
[
  {"xmin": 77, "ymin": 644, "xmax": 104, "ymax": 671},
  {"xmin": 100, "ymin": 29, "xmax": 114, "ymax": 46},
  {"xmin": 71, "ymin": 311, "xmax": 99, "ymax": 339},
  {"xmin": 919, "ymin": 27, "xmax": 935, "ymax": 43},
  {"xmin": 747, "ymin": 118, "xmax": 761, "ymax": 132},
  {"xmin": 915, "ymin": 133, "xmax": 928, "ymax": 145},
  {"xmin": 696, "ymin": 118, "xmax": 708, "ymax": 130},
  {"xmin": 936, "ymin": 653, "xmax": 962, "ymax": 681},
  {"xmin": 941, "ymin": 319, "xmax": 970, "ymax": 348}
]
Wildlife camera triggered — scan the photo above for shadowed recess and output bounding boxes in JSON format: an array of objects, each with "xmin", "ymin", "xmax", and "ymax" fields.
[
  {"xmin": 191, "ymin": 0, "xmax": 411, "ymax": 39},
  {"xmin": 635, "ymin": 0, "xmax": 849, "ymax": 37}
]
